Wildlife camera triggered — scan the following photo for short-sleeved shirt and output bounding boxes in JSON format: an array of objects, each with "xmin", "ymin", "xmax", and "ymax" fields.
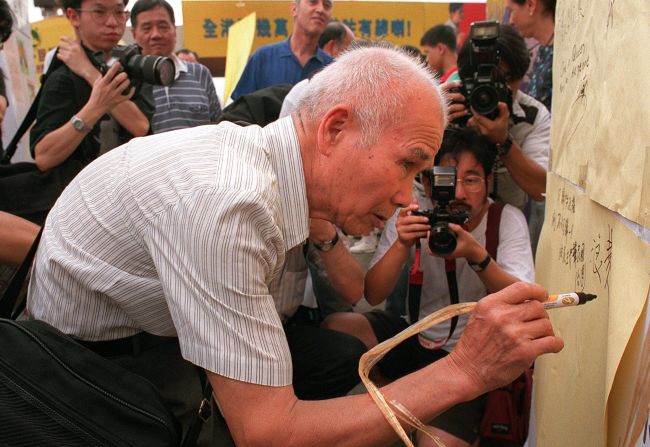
[
  {"xmin": 493, "ymin": 90, "xmax": 551, "ymax": 209},
  {"xmin": 369, "ymin": 198, "xmax": 534, "ymax": 351},
  {"xmin": 27, "ymin": 117, "xmax": 310, "ymax": 386},
  {"xmin": 231, "ymin": 37, "xmax": 332, "ymax": 101},
  {"xmin": 151, "ymin": 55, "xmax": 221, "ymax": 133},
  {"xmin": 30, "ymin": 45, "xmax": 154, "ymax": 165}
]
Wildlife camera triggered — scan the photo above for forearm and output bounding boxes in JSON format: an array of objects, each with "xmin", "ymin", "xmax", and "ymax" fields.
[
  {"xmin": 0, "ymin": 212, "xmax": 40, "ymax": 266},
  {"xmin": 34, "ymin": 103, "xmax": 106, "ymax": 171},
  {"xmin": 364, "ymin": 242, "xmax": 410, "ymax": 305},
  {"xmin": 211, "ymin": 355, "xmax": 476, "ymax": 447},
  {"xmin": 318, "ymin": 242, "xmax": 364, "ymax": 304},
  {"xmin": 501, "ymin": 143, "xmax": 547, "ymax": 201},
  {"xmin": 110, "ymin": 101, "xmax": 150, "ymax": 137}
]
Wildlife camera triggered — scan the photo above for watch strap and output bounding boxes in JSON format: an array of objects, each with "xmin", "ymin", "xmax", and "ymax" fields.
[
  {"xmin": 468, "ymin": 254, "xmax": 491, "ymax": 272},
  {"xmin": 495, "ymin": 134, "xmax": 513, "ymax": 157},
  {"xmin": 313, "ymin": 231, "xmax": 339, "ymax": 252}
]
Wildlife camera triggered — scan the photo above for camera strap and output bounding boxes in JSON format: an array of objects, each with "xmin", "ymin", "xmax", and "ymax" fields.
[{"xmin": 410, "ymin": 202, "xmax": 506, "ymax": 347}]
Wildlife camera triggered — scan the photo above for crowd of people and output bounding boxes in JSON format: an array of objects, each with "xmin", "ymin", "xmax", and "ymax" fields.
[{"xmin": 0, "ymin": 0, "xmax": 560, "ymax": 446}]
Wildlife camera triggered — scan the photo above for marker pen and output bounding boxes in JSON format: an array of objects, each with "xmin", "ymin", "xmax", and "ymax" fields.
[{"xmin": 543, "ymin": 292, "xmax": 597, "ymax": 309}]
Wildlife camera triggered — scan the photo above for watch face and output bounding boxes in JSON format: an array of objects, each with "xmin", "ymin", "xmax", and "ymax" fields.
[{"xmin": 72, "ymin": 118, "xmax": 84, "ymax": 130}]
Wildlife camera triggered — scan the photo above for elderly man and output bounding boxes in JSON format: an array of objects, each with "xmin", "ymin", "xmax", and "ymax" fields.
[
  {"xmin": 27, "ymin": 47, "xmax": 563, "ymax": 446},
  {"xmin": 131, "ymin": 0, "xmax": 221, "ymax": 133},
  {"xmin": 231, "ymin": 0, "xmax": 333, "ymax": 100}
]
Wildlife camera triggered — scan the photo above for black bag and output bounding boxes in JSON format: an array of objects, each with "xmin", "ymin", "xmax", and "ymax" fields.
[
  {"xmin": 0, "ymin": 319, "xmax": 181, "ymax": 447},
  {"xmin": 0, "ymin": 228, "xmax": 211, "ymax": 447},
  {"xmin": 0, "ymin": 51, "xmax": 85, "ymax": 225},
  {"xmin": 0, "ymin": 157, "xmax": 84, "ymax": 224}
]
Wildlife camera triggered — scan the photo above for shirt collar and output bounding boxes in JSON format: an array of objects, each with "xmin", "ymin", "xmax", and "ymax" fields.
[
  {"xmin": 261, "ymin": 116, "xmax": 310, "ymax": 249},
  {"xmin": 281, "ymin": 36, "xmax": 330, "ymax": 64},
  {"xmin": 169, "ymin": 53, "xmax": 188, "ymax": 81}
]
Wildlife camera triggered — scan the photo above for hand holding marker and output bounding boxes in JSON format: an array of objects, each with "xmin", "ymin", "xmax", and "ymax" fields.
[{"xmin": 543, "ymin": 292, "xmax": 597, "ymax": 309}]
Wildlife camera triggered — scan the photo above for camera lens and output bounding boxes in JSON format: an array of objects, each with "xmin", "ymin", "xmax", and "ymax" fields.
[
  {"xmin": 125, "ymin": 54, "xmax": 175, "ymax": 86},
  {"xmin": 470, "ymin": 84, "xmax": 499, "ymax": 116},
  {"xmin": 428, "ymin": 223, "xmax": 457, "ymax": 256}
]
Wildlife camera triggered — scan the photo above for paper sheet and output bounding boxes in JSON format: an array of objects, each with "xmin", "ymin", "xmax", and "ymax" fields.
[
  {"xmin": 552, "ymin": 0, "xmax": 650, "ymax": 227},
  {"xmin": 223, "ymin": 12, "xmax": 256, "ymax": 106},
  {"xmin": 534, "ymin": 173, "xmax": 650, "ymax": 446}
]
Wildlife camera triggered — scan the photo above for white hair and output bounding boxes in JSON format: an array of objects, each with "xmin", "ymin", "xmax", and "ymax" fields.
[{"xmin": 296, "ymin": 44, "xmax": 448, "ymax": 147}]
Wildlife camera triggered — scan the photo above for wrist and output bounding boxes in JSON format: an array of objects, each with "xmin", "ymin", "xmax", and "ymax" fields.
[
  {"xmin": 312, "ymin": 231, "xmax": 339, "ymax": 252},
  {"xmin": 495, "ymin": 133, "xmax": 514, "ymax": 157}
]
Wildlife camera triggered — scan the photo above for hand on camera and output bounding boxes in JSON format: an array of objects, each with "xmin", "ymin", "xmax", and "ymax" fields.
[
  {"xmin": 395, "ymin": 203, "xmax": 429, "ymax": 248},
  {"xmin": 467, "ymin": 102, "xmax": 510, "ymax": 145},
  {"xmin": 441, "ymin": 81, "xmax": 471, "ymax": 123},
  {"xmin": 88, "ymin": 62, "xmax": 134, "ymax": 114},
  {"xmin": 429, "ymin": 222, "xmax": 483, "ymax": 262}
]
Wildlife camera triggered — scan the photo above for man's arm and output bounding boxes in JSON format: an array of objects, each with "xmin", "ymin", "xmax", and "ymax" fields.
[
  {"xmin": 364, "ymin": 204, "xmax": 429, "ymax": 305},
  {"xmin": 209, "ymin": 281, "xmax": 564, "ymax": 447},
  {"xmin": 469, "ymin": 102, "xmax": 547, "ymax": 201},
  {"xmin": 446, "ymin": 222, "xmax": 520, "ymax": 293},
  {"xmin": 33, "ymin": 63, "xmax": 135, "ymax": 171},
  {"xmin": 199, "ymin": 64, "xmax": 222, "ymax": 121},
  {"xmin": 308, "ymin": 219, "xmax": 363, "ymax": 304},
  {"xmin": 55, "ymin": 37, "xmax": 150, "ymax": 137}
]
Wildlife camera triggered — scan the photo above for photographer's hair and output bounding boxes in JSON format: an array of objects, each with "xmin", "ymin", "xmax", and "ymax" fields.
[
  {"xmin": 296, "ymin": 44, "xmax": 446, "ymax": 148},
  {"xmin": 131, "ymin": 0, "xmax": 174, "ymax": 27},
  {"xmin": 510, "ymin": 0, "xmax": 556, "ymax": 19},
  {"xmin": 457, "ymin": 24, "xmax": 530, "ymax": 82},
  {"xmin": 449, "ymin": 3, "xmax": 463, "ymax": 14},
  {"xmin": 60, "ymin": 0, "xmax": 128, "ymax": 10},
  {"xmin": 318, "ymin": 21, "xmax": 347, "ymax": 48},
  {"xmin": 0, "ymin": 0, "xmax": 14, "ymax": 44},
  {"xmin": 435, "ymin": 127, "xmax": 497, "ymax": 179},
  {"xmin": 420, "ymin": 24, "xmax": 457, "ymax": 52}
]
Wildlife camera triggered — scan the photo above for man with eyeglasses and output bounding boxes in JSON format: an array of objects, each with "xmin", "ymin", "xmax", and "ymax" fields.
[
  {"xmin": 130, "ymin": 0, "xmax": 221, "ymax": 133},
  {"xmin": 29, "ymin": 0, "xmax": 153, "ymax": 193},
  {"xmin": 322, "ymin": 127, "xmax": 534, "ymax": 447}
]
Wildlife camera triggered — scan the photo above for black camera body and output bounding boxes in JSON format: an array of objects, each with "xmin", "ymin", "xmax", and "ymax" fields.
[
  {"xmin": 97, "ymin": 44, "xmax": 175, "ymax": 87},
  {"xmin": 413, "ymin": 166, "xmax": 469, "ymax": 256},
  {"xmin": 452, "ymin": 21, "xmax": 512, "ymax": 125}
]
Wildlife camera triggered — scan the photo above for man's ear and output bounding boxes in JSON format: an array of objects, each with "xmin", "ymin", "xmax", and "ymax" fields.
[
  {"xmin": 66, "ymin": 7, "xmax": 81, "ymax": 27},
  {"xmin": 316, "ymin": 105, "xmax": 351, "ymax": 156}
]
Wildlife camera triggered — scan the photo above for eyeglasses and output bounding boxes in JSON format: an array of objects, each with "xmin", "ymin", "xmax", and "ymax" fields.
[
  {"xmin": 76, "ymin": 7, "xmax": 130, "ymax": 22},
  {"xmin": 456, "ymin": 175, "xmax": 485, "ymax": 192}
]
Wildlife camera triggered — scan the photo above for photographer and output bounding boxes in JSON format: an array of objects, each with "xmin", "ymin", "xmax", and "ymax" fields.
[
  {"xmin": 322, "ymin": 127, "xmax": 534, "ymax": 447},
  {"xmin": 447, "ymin": 23, "xmax": 550, "ymax": 212},
  {"xmin": 30, "ymin": 0, "xmax": 153, "ymax": 175}
]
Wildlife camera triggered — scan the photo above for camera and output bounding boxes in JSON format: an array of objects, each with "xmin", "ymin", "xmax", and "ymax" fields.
[
  {"xmin": 413, "ymin": 166, "xmax": 469, "ymax": 256},
  {"xmin": 451, "ymin": 21, "xmax": 512, "ymax": 125},
  {"xmin": 97, "ymin": 44, "xmax": 175, "ymax": 86}
]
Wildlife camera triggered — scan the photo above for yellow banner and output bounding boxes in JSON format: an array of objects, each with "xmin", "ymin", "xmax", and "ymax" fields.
[
  {"xmin": 182, "ymin": 1, "xmax": 452, "ymax": 58},
  {"xmin": 224, "ymin": 12, "xmax": 257, "ymax": 104},
  {"xmin": 30, "ymin": 16, "xmax": 75, "ymax": 78}
]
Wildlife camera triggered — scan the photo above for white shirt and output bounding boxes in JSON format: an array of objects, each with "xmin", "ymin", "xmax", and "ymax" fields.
[
  {"xmin": 370, "ymin": 198, "xmax": 534, "ymax": 351},
  {"xmin": 28, "ymin": 117, "xmax": 309, "ymax": 386}
]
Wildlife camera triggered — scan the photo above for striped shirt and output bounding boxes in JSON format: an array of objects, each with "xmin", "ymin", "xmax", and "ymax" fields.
[
  {"xmin": 151, "ymin": 56, "xmax": 221, "ymax": 134},
  {"xmin": 27, "ymin": 117, "xmax": 309, "ymax": 386}
]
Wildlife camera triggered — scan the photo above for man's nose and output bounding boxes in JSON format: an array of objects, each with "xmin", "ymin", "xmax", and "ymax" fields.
[
  {"xmin": 455, "ymin": 180, "xmax": 466, "ymax": 200},
  {"xmin": 393, "ymin": 180, "xmax": 413, "ymax": 208}
]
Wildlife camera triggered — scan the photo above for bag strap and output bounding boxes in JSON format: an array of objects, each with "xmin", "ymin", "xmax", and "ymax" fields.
[
  {"xmin": 181, "ymin": 380, "xmax": 214, "ymax": 447},
  {"xmin": 485, "ymin": 202, "xmax": 505, "ymax": 261},
  {"xmin": 0, "ymin": 50, "xmax": 62, "ymax": 165},
  {"xmin": 409, "ymin": 202, "xmax": 505, "ymax": 337},
  {"xmin": 0, "ymin": 227, "xmax": 43, "ymax": 319}
]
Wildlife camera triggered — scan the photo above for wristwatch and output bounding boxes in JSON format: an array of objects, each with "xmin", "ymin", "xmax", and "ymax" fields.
[
  {"xmin": 495, "ymin": 134, "xmax": 513, "ymax": 157},
  {"xmin": 70, "ymin": 115, "xmax": 92, "ymax": 134},
  {"xmin": 313, "ymin": 231, "xmax": 339, "ymax": 252},
  {"xmin": 468, "ymin": 254, "xmax": 491, "ymax": 272}
]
